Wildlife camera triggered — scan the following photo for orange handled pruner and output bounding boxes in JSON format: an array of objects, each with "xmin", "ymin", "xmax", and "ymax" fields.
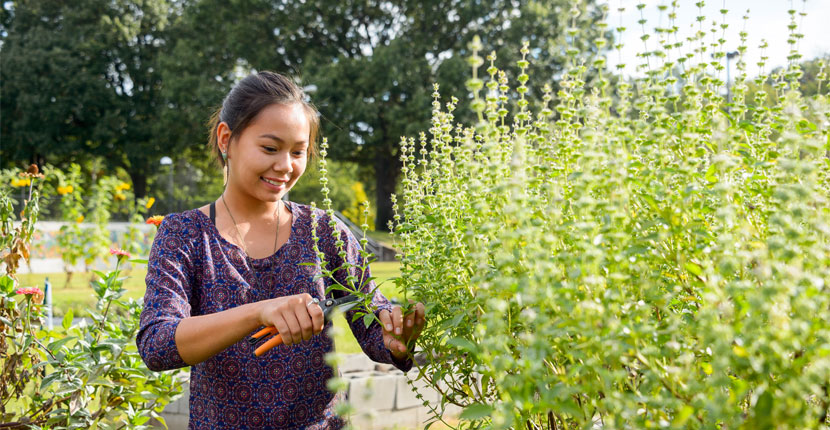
[{"xmin": 248, "ymin": 294, "xmax": 361, "ymax": 357}]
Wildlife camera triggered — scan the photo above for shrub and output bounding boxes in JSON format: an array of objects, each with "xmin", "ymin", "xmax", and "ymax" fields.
[
  {"xmin": 392, "ymin": 4, "xmax": 830, "ymax": 429},
  {"xmin": 0, "ymin": 168, "xmax": 185, "ymax": 429}
]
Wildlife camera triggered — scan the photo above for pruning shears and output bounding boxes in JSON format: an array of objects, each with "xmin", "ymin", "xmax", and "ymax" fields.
[{"xmin": 248, "ymin": 294, "xmax": 361, "ymax": 357}]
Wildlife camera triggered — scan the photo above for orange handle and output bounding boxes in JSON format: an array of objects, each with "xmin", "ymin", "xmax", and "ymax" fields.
[
  {"xmin": 253, "ymin": 326, "xmax": 278, "ymax": 339},
  {"xmin": 254, "ymin": 334, "xmax": 283, "ymax": 356}
]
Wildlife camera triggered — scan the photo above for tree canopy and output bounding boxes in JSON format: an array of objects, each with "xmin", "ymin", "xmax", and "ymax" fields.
[{"xmin": 3, "ymin": 0, "xmax": 606, "ymax": 229}]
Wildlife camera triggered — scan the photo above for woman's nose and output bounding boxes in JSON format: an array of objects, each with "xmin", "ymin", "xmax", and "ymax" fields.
[{"xmin": 272, "ymin": 151, "xmax": 293, "ymax": 174}]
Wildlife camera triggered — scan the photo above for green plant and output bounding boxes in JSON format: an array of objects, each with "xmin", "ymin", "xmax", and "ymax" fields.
[
  {"xmin": 0, "ymin": 167, "xmax": 185, "ymax": 429},
  {"xmin": 45, "ymin": 164, "xmax": 158, "ymax": 282},
  {"xmin": 393, "ymin": 3, "xmax": 829, "ymax": 429},
  {"xmin": 52, "ymin": 163, "xmax": 87, "ymax": 287},
  {"xmin": 309, "ymin": 138, "xmax": 381, "ymax": 329}
]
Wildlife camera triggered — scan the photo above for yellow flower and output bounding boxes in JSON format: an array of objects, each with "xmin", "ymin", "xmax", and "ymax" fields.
[
  {"xmin": 114, "ymin": 193, "xmax": 126, "ymax": 201},
  {"xmin": 57, "ymin": 185, "xmax": 74, "ymax": 195},
  {"xmin": 115, "ymin": 182, "xmax": 131, "ymax": 192},
  {"xmin": 11, "ymin": 178, "xmax": 31, "ymax": 187},
  {"xmin": 76, "ymin": 215, "xmax": 85, "ymax": 223},
  {"xmin": 145, "ymin": 197, "xmax": 156, "ymax": 209}
]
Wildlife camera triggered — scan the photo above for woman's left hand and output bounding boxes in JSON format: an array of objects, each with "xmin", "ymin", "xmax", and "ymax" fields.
[{"xmin": 379, "ymin": 302, "xmax": 426, "ymax": 361}]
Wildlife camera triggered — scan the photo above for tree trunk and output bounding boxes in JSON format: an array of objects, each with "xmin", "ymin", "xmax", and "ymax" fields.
[
  {"xmin": 129, "ymin": 168, "xmax": 148, "ymax": 200},
  {"xmin": 373, "ymin": 150, "xmax": 401, "ymax": 232}
]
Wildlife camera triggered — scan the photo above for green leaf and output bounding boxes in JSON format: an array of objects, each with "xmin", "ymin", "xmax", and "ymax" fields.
[
  {"xmin": 63, "ymin": 309, "xmax": 74, "ymax": 330},
  {"xmin": 672, "ymin": 405, "xmax": 695, "ymax": 427},
  {"xmin": 460, "ymin": 403, "xmax": 493, "ymax": 420},
  {"xmin": 685, "ymin": 262, "xmax": 703, "ymax": 277},
  {"xmin": 558, "ymin": 398, "xmax": 582, "ymax": 417},
  {"xmin": 151, "ymin": 412, "xmax": 168, "ymax": 430},
  {"xmin": 41, "ymin": 371, "xmax": 63, "ymax": 390},
  {"xmin": 447, "ymin": 337, "xmax": 478, "ymax": 353},
  {"xmin": 704, "ymin": 164, "xmax": 718, "ymax": 184},
  {"xmin": 796, "ymin": 119, "xmax": 817, "ymax": 134},
  {"xmin": 128, "ymin": 258, "xmax": 149, "ymax": 265},
  {"xmin": 0, "ymin": 275, "xmax": 14, "ymax": 294},
  {"xmin": 47, "ymin": 336, "xmax": 76, "ymax": 353},
  {"xmin": 362, "ymin": 312, "xmax": 374, "ymax": 328},
  {"xmin": 751, "ymin": 390, "xmax": 774, "ymax": 430}
]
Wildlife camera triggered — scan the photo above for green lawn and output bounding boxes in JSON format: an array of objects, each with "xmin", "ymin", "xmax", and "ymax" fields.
[{"xmin": 18, "ymin": 262, "xmax": 401, "ymax": 354}]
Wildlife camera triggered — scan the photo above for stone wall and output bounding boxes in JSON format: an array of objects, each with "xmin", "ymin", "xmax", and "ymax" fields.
[{"xmin": 155, "ymin": 354, "xmax": 459, "ymax": 430}]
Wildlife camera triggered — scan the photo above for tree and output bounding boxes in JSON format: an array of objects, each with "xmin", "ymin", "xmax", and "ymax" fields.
[
  {"xmin": 304, "ymin": 0, "xmax": 609, "ymax": 230},
  {"xmin": 1, "ymin": 0, "xmax": 119, "ymax": 167},
  {"xmin": 1, "ymin": 0, "xmax": 178, "ymax": 198},
  {"xmin": 181, "ymin": 0, "xmax": 607, "ymax": 230}
]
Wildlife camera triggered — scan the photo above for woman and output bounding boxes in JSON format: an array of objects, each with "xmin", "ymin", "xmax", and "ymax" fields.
[{"xmin": 137, "ymin": 71, "xmax": 426, "ymax": 429}]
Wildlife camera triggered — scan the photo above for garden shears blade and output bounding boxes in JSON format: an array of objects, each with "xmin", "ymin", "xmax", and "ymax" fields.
[{"xmin": 249, "ymin": 294, "xmax": 361, "ymax": 357}]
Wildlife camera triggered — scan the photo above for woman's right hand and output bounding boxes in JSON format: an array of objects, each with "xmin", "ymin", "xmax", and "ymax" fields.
[{"xmin": 258, "ymin": 293, "xmax": 325, "ymax": 345}]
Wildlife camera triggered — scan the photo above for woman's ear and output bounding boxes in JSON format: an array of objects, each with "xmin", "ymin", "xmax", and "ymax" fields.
[{"xmin": 216, "ymin": 122, "xmax": 232, "ymax": 156}]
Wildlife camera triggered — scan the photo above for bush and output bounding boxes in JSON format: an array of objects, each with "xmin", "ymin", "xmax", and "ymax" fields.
[
  {"xmin": 0, "ymin": 168, "xmax": 185, "ymax": 429},
  {"xmin": 392, "ymin": 6, "xmax": 830, "ymax": 430}
]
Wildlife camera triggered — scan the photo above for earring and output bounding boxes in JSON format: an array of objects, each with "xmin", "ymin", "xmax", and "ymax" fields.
[{"xmin": 222, "ymin": 152, "xmax": 229, "ymax": 186}]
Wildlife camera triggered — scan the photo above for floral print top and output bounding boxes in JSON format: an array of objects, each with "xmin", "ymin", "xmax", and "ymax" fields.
[{"xmin": 136, "ymin": 201, "xmax": 411, "ymax": 429}]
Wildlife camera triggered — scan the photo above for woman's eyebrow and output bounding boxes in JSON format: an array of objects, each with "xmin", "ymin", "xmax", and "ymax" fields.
[
  {"xmin": 259, "ymin": 134, "xmax": 308, "ymax": 145},
  {"xmin": 259, "ymin": 133, "xmax": 284, "ymax": 142}
]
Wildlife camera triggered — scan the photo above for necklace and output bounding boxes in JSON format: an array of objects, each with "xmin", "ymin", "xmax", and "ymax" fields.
[{"xmin": 221, "ymin": 194, "xmax": 281, "ymax": 258}]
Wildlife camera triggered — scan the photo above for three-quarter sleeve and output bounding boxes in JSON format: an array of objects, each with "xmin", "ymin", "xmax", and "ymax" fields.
[
  {"xmin": 319, "ymin": 212, "xmax": 413, "ymax": 372},
  {"xmin": 136, "ymin": 214, "xmax": 195, "ymax": 371}
]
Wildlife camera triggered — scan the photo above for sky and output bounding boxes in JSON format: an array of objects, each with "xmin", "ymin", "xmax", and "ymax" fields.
[{"xmin": 604, "ymin": 0, "xmax": 830, "ymax": 77}]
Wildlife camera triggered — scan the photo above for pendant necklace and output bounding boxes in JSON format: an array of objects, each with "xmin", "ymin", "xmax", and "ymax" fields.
[{"xmin": 221, "ymin": 194, "xmax": 281, "ymax": 259}]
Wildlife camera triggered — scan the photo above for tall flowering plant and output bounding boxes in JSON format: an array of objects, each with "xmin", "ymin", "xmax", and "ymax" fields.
[
  {"xmin": 309, "ymin": 138, "xmax": 381, "ymax": 329},
  {"xmin": 393, "ymin": 3, "xmax": 830, "ymax": 429}
]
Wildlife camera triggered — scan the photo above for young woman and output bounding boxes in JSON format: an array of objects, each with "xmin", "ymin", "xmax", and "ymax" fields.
[{"xmin": 137, "ymin": 71, "xmax": 426, "ymax": 429}]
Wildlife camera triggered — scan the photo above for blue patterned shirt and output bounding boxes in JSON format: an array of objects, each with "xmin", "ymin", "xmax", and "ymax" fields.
[{"xmin": 136, "ymin": 202, "xmax": 411, "ymax": 429}]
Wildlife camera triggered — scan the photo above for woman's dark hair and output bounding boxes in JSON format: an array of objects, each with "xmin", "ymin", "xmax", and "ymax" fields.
[{"xmin": 207, "ymin": 71, "xmax": 320, "ymax": 166}]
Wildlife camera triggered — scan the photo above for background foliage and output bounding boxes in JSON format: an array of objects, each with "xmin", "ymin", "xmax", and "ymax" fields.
[
  {"xmin": 0, "ymin": 171, "xmax": 185, "ymax": 429},
  {"xmin": 1, "ymin": 0, "xmax": 608, "ymax": 230}
]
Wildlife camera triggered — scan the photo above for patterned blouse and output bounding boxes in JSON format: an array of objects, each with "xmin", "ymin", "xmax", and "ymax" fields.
[{"xmin": 136, "ymin": 201, "xmax": 411, "ymax": 429}]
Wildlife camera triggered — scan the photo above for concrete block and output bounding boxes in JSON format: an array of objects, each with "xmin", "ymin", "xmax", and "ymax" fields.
[
  {"xmin": 348, "ymin": 373, "xmax": 398, "ymax": 412},
  {"xmin": 374, "ymin": 363, "xmax": 396, "ymax": 372},
  {"xmin": 177, "ymin": 391, "xmax": 189, "ymax": 414},
  {"xmin": 395, "ymin": 376, "xmax": 440, "ymax": 410},
  {"xmin": 339, "ymin": 353, "xmax": 375, "ymax": 374}
]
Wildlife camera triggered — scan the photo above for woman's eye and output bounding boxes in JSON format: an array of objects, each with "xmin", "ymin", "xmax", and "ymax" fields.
[
  {"xmin": 263, "ymin": 146, "xmax": 277, "ymax": 153},
  {"xmin": 293, "ymin": 150, "xmax": 307, "ymax": 157}
]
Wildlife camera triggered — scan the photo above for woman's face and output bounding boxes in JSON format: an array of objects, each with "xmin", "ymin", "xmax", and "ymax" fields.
[{"xmin": 220, "ymin": 102, "xmax": 310, "ymax": 204}]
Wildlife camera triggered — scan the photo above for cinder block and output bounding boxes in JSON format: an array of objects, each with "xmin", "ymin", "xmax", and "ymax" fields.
[
  {"xmin": 374, "ymin": 363, "xmax": 396, "ymax": 372},
  {"xmin": 339, "ymin": 353, "xmax": 375, "ymax": 374},
  {"xmin": 395, "ymin": 376, "xmax": 440, "ymax": 410},
  {"xmin": 177, "ymin": 391, "xmax": 189, "ymax": 414},
  {"xmin": 348, "ymin": 373, "xmax": 398, "ymax": 412}
]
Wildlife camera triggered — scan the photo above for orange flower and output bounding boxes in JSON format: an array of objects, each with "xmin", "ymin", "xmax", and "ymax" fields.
[
  {"xmin": 145, "ymin": 215, "xmax": 164, "ymax": 226},
  {"xmin": 76, "ymin": 215, "xmax": 85, "ymax": 223},
  {"xmin": 16, "ymin": 286, "xmax": 44, "ymax": 305}
]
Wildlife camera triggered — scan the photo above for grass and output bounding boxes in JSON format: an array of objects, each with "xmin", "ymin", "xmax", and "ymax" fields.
[
  {"xmin": 365, "ymin": 230, "xmax": 396, "ymax": 248},
  {"xmin": 18, "ymin": 261, "xmax": 402, "ymax": 354}
]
